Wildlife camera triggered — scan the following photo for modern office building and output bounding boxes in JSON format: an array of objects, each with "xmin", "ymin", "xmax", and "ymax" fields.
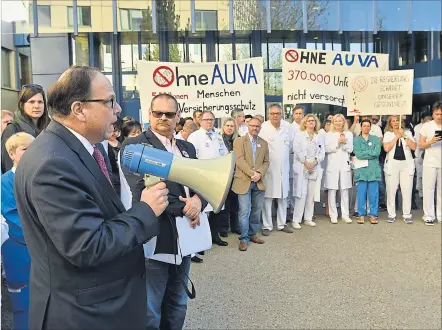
[{"xmin": 2, "ymin": 0, "xmax": 441, "ymax": 121}]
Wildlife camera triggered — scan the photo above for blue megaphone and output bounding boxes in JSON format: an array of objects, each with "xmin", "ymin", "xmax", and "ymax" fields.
[{"xmin": 121, "ymin": 144, "xmax": 235, "ymax": 213}]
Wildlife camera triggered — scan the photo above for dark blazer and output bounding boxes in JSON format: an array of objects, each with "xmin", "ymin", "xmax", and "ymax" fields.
[
  {"xmin": 121, "ymin": 128, "xmax": 208, "ymax": 256},
  {"xmin": 14, "ymin": 121, "xmax": 160, "ymax": 330}
]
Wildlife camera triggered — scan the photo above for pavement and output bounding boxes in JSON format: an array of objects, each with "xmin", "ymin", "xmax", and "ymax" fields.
[
  {"xmin": 183, "ymin": 211, "xmax": 441, "ymax": 330},
  {"xmin": 2, "ymin": 210, "xmax": 441, "ymax": 330}
]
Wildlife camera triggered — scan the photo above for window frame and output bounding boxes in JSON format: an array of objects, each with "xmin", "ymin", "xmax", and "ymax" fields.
[
  {"xmin": 67, "ymin": 6, "xmax": 92, "ymax": 27},
  {"xmin": 194, "ymin": 9, "xmax": 218, "ymax": 31},
  {"xmin": 120, "ymin": 8, "xmax": 145, "ymax": 31},
  {"xmin": 1, "ymin": 48, "xmax": 12, "ymax": 89},
  {"xmin": 29, "ymin": 5, "xmax": 52, "ymax": 27}
]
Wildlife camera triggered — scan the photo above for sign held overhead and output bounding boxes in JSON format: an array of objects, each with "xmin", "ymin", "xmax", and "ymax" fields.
[
  {"xmin": 347, "ymin": 69, "xmax": 414, "ymax": 116},
  {"xmin": 282, "ymin": 48, "xmax": 389, "ymax": 108}
]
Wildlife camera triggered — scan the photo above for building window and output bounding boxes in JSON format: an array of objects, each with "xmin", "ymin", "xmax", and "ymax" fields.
[
  {"xmin": 120, "ymin": 9, "xmax": 148, "ymax": 31},
  {"xmin": 398, "ymin": 32, "xmax": 412, "ymax": 66},
  {"xmin": 195, "ymin": 10, "xmax": 217, "ymax": 31},
  {"xmin": 68, "ymin": 6, "xmax": 92, "ymax": 27},
  {"xmin": 2, "ymin": 48, "xmax": 12, "ymax": 88},
  {"xmin": 19, "ymin": 54, "xmax": 31, "ymax": 87},
  {"xmin": 29, "ymin": 5, "xmax": 51, "ymax": 26},
  {"xmin": 414, "ymin": 32, "xmax": 428, "ymax": 63}
]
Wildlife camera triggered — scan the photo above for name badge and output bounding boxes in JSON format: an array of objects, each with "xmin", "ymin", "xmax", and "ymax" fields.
[
  {"xmin": 368, "ymin": 141, "xmax": 373, "ymax": 146},
  {"xmin": 257, "ymin": 144, "xmax": 261, "ymax": 148},
  {"xmin": 182, "ymin": 150, "xmax": 190, "ymax": 158}
]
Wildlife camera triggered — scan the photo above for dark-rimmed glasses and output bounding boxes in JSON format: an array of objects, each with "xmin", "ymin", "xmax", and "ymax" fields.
[{"xmin": 81, "ymin": 98, "xmax": 115, "ymax": 109}]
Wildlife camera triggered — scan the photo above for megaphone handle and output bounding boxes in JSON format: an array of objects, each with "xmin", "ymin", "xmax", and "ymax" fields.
[{"xmin": 144, "ymin": 175, "xmax": 164, "ymax": 188}]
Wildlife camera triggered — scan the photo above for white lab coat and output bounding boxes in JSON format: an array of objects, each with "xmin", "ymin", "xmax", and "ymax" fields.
[
  {"xmin": 187, "ymin": 128, "xmax": 228, "ymax": 212},
  {"xmin": 292, "ymin": 131, "xmax": 325, "ymax": 198},
  {"xmin": 259, "ymin": 121, "xmax": 293, "ymax": 199},
  {"xmin": 383, "ymin": 131, "xmax": 415, "ymax": 176},
  {"xmin": 324, "ymin": 131, "xmax": 353, "ymax": 190},
  {"xmin": 187, "ymin": 128, "xmax": 228, "ymax": 160}
]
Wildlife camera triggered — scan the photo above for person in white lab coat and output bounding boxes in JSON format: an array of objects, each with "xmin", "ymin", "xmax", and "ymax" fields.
[
  {"xmin": 324, "ymin": 114, "xmax": 353, "ymax": 224},
  {"xmin": 414, "ymin": 116, "xmax": 432, "ymax": 198},
  {"xmin": 258, "ymin": 104, "xmax": 295, "ymax": 235},
  {"xmin": 291, "ymin": 114, "xmax": 325, "ymax": 229},
  {"xmin": 419, "ymin": 102, "xmax": 442, "ymax": 225},
  {"xmin": 287, "ymin": 105, "xmax": 304, "ymax": 216},
  {"xmin": 187, "ymin": 111, "xmax": 230, "ymax": 245},
  {"xmin": 231, "ymin": 109, "xmax": 248, "ymax": 137},
  {"xmin": 383, "ymin": 115, "xmax": 417, "ymax": 224}
]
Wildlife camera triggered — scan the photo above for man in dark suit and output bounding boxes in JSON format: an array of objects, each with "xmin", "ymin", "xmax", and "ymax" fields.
[
  {"xmin": 121, "ymin": 94, "xmax": 207, "ymax": 330},
  {"xmin": 13, "ymin": 66, "xmax": 169, "ymax": 330}
]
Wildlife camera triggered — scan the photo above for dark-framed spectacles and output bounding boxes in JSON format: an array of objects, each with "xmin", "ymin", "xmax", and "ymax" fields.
[
  {"xmin": 151, "ymin": 110, "xmax": 177, "ymax": 119},
  {"xmin": 81, "ymin": 98, "xmax": 115, "ymax": 109}
]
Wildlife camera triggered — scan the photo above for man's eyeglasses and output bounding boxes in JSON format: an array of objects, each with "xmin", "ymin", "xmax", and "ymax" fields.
[
  {"xmin": 151, "ymin": 110, "xmax": 177, "ymax": 119},
  {"xmin": 81, "ymin": 98, "xmax": 115, "ymax": 109},
  {"xmin": 201, "ymin": 118, "xmax": 214, "ymax": 122}
]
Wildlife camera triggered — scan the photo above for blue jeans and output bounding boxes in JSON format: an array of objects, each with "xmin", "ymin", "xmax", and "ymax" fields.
[
  {"xmin": 145, "ymin": 257, "xmax": 191, "ymax": 330},
  {"xmin": 237, "ymin": 182, "xmax": 265, "ymax": 243},
  {"xmin": 357, "ymin": 181, "xmax": 379, "ymax": 217}
]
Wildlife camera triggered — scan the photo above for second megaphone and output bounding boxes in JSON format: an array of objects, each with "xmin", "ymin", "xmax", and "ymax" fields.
[{"xmin": 121, "ymin": 143, "xmax": 235, "ymax": 214}]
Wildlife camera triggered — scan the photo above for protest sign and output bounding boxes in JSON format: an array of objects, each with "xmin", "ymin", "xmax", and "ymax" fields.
[
  {"xmin": 282, "ymin": 48, "xmax": 389, "ymax": 109},
  {"xmin": 137, "ymin": 58, "xmax": 265, "ymax": 123},
  {"xmin": 347, "ymin": 69, "xmax": 414, "ymax": 116}
]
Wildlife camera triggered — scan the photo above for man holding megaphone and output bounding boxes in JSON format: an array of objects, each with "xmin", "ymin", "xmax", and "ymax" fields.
[{"xmin": 121, "ymin": 94, "xmax": 209, "ymax": 330}]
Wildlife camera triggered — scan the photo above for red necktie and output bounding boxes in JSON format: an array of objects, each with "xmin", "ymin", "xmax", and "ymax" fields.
[{"xmin": 92, "ymin": 145, "xmax": 112, "ymax": 185}]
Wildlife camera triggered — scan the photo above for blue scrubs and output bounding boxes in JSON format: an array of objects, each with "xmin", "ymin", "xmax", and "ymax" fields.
[{"xmin": 1, "ymin": 170, "xmax": 30, "ymax": 330}]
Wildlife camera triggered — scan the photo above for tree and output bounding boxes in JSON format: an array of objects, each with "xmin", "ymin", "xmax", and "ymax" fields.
[{"xmin": 142, "ymin": 0, "xmax": 185, "ymax": 62}]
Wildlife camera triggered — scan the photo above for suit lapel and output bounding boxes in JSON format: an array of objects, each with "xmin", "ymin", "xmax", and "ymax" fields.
[{"xmin": 47, "ymin": 121, "xmax": 125, "ymax": 213}]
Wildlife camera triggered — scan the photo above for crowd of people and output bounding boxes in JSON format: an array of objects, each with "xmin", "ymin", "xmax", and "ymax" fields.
[{"xmin": 0, "ymin": 68, "xmax": 440, "ymax": 330}]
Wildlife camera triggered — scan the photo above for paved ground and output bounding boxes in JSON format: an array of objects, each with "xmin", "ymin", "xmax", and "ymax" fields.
[
  {"xmin": 184, "ymin": 213, "xmax": 441, "ymax": 329},
  {"xmin": 2, "ymin": 211, "xmax": 441, "ymax": 329}
]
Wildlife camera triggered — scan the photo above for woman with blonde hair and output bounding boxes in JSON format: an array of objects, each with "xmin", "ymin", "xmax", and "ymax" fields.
[
  {"xmin": 291, "ymin": 114, "xmax": 325, "ymax": 229},
  {"xmin": 383, "ymin": 115, "xmax": 416, "ymax": 224},
  {"xmin": 324, "ymin": 114, "xmax": 353, "ymax": 224}
]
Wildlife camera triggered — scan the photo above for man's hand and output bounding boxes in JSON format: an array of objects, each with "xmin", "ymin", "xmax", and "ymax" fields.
[
  {"xmin": 251, "ymin": 171, "xmax": 261, "ymax": 182},
  {"xmin": 189, "ymin": 214, "xmax": 200, "ymax": 228},
  {"xmin": 179, "ymin": 195, "xmax": 202, "ymax": 220},
  {"xmin": 141, "ymin": 182, "xmax": 169, "ymax": 216}
]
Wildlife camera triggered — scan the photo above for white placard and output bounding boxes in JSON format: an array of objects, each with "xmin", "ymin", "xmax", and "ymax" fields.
[
  {"xmin": 347, "ymin": 69, "xmax": 414, "ymax": 116},
  {"xmin": 282, "ymin": 48, "xmax": 389, "ymax": 109},
  {"xmin": 137, "ymin": 58, "xmax": 265, "ymax": 124}
]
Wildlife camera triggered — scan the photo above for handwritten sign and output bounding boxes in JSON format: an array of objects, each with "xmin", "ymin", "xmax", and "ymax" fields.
[
  {"xmin": 282, "ymin": 48, "xmax": 389, "ymax": 108},
  {"xmin": 347, "ymin": 69, "xmax": 414, "ymax": 116}
]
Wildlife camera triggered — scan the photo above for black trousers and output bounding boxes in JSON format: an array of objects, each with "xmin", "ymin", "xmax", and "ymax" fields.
[
  {"xmin": 219, "ymin": 190, "xmax": 239, "ymax": 233},
  {"xmin": 208, "ymin": 209, "xmax": 229, "ymax": 238}
]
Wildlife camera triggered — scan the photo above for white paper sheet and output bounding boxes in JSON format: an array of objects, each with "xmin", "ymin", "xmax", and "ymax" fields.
[{"xmin": 353, "ymin": 157, "xmax": 369, "ymax": 169}]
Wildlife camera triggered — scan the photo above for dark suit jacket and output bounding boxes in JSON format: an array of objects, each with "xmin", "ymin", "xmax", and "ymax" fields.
[
  {"xmin": 14, "ymin": 121, "xmax": 160, "ymax": 330},
  {"xmin": 121, "ymin": 128, "xmax": 208, "ymax": 256}
]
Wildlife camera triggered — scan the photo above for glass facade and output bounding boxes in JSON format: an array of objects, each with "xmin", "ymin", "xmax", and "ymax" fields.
[{"xmin": 6, "ymin": 0, "xmax": 441, "ymax": 119}]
